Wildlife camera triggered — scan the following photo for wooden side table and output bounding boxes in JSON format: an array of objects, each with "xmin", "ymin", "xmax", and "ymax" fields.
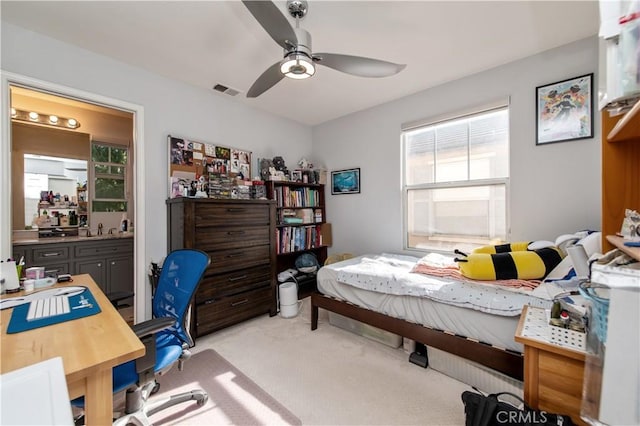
[{"xmin": 514, "ymin": 305, "xmax": 586, "ymax": 426}]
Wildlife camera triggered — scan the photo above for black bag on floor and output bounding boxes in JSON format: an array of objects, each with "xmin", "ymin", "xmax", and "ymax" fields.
[{"xmin": 461, "ymin": 389, "xmax": 574, "ymax": 426}]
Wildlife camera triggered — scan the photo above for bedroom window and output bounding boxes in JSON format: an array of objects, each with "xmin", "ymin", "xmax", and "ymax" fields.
[{"xmin": 402, "ymin": 101, "xmax": 509, "ymax": 253}]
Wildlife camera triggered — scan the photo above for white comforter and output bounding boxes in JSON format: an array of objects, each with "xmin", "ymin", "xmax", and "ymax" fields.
[{"xmin": 334, "ymin": 253, "xmax": 552, "ymax": 316}]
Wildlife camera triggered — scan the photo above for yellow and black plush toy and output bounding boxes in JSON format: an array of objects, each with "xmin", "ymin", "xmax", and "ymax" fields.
[{"xmin": 454, "ymin": 242, "xmax": 564, "ymax": 281}]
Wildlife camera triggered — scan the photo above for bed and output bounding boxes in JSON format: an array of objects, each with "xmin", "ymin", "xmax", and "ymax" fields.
[{"xmin": 310, "ymin": 253, "xmax": 558, "ymax": 381}]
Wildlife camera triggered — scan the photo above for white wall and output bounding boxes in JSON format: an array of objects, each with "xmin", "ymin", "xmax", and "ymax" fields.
[
  {"xmin": 1, "ymin": 22, "xmax": 312, "ymax": 318},
  {"xmin": 312, "ymin": 36, "xmax": 601, "ymax": 256}
]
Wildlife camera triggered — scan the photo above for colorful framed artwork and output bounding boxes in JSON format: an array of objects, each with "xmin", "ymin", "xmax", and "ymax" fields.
[
  {"xmin": 331, "ymin": 168, "xmax": 360, "ymax": 195},
  {"xmin": 536, "ymin": 73, "xmax": 593, "ymax": 145}
]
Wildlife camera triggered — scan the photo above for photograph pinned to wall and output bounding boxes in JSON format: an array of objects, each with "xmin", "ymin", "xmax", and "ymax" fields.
[
  {"xmin": 170, "ymin": 137, "xmax": 186, "ymax": 165},
  {"xmin": 204, "ymin": 144, "xmax": 216, "ymax": 157},
  {"xmin": 231, "ymin": 149, "xmax": 252, "ymax": 178},
  {"xmin": 215, "ymin": 146, "xmax": 230, "ymax": 160},
  {"xmin": 536, "ymin": 73, "xmax": 593, "ymax": 145},
  {"xmin": 212, "ymin": 159, "xmax": 228, "ymax": 174},
  {"xmin": 331, "ymin": 168, "xmax": 360, "ymax": 195}
]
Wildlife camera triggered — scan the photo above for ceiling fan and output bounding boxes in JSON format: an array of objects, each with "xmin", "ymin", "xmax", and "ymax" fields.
[{"xmin": 242, "ymin": 0, "xmax": 406, "ymax": 98}]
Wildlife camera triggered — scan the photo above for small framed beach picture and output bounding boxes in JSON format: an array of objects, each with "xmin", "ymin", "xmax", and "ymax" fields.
[
  {"xmin": 535, "ymin": 73, "xmax": 593, "ymax": 145},
  {"xmin": 331, "ymin": 168, "xmax": 360, "ymax": 195}
]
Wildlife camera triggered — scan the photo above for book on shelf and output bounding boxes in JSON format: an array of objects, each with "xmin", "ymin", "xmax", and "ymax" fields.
[
  {"xmin": 283, "ymin": 217, "xmax": 304, "ymax": 224},
  {"xmin": 273, "ymin": 186, "xmax": 320, "ymax": 208},
  {"xmin": 275, "ymin": 225, "xmax": 323, "ymax": 254}
]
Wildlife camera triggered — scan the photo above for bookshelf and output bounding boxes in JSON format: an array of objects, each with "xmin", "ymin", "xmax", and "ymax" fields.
[{"xmin": 266, "ymin": 181, "xmax": 328, "ymax": 299}]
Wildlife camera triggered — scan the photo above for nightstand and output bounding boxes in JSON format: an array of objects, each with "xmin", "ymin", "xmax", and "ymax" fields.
[{"xmin": 514, "ymin": 305, "xmax": 586, "ymax": 426}]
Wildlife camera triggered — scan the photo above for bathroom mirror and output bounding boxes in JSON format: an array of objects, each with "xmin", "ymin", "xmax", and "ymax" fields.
[{"xmin": 23, "ymin": 154, "xmax": 87, "ymax": 229}]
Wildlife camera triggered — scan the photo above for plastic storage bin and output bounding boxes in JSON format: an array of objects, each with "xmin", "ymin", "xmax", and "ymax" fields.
[{"xmin": 578, "ymin": 281, "xmax": 610, "ymax": 343}]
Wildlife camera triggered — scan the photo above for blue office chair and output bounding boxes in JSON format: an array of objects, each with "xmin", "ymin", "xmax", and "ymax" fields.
[{"xmin": 72, "ymin": 249, "xmax": 211, "ymax": 425}]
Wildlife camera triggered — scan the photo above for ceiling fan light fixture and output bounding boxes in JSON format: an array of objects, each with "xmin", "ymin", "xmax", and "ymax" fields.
[{"xmin": 280, "ymin": 52, "xmax": 315, "ymax": 79}]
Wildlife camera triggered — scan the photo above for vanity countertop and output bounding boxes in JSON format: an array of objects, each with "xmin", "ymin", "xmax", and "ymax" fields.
[{"xmin": 13, "ymin": 232, "xmax": 134, "ymax": 246}]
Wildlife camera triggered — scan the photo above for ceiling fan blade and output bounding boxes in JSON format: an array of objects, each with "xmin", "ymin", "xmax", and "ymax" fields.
[
  {"xmin": 314, "ymin": 53, "xmax": 406, "ymax": 78},
  {"xmin": 247, "ymin": 62, "xmax": 285, "ymax": 98},
  {"xmin": 242, "ymin": 0, "xmax": 298, "ymax": 50}
]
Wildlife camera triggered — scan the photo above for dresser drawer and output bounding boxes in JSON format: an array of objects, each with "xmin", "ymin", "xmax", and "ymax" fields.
[
  {"xmin": 196, "ymin": 265, "xmax": 272, "ymax": 303},
  {"xmin": 208, "ymin": 245, "xmax": 271, "ymax": 274},
  {"xmin": 196, "ymin": 287, "xmax": 272, "ymax": 336},
  {"xmin": 195, "ymin": 226, "xmax": 270, "ymax": 251},
  {"xmin": 32, "ymin": 245, "xmax": 70, "ymax": 263},
  {"xmin": 195, "ymin": 204, "xmax": 271, "ymax": 227}
]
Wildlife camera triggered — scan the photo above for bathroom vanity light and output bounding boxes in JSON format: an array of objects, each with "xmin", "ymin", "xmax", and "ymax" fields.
[{"xmin": 11, "ymin": 108, "xmax": 80, "ymax": 129}]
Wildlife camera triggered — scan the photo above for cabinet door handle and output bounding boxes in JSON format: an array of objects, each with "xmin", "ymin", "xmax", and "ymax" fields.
[
  {"xmin": 228, "ymin": 275, "xmax": 248, "ymax": 282},
  {"xmin": 230, "ymin": 298, "xmax": 249, "ymax": 307},
  {"xmin": 111, "ymin": 261, "xmax": 116, "ymax": 265},
  {"xmin": 227, "ymin": 230, "xmax": 245, "ymax": 235},
  {"xmin": 43, "ymin": 252, "xmax": 61, "ymax": 257},
  {"xmin": 225, "ymin": 253, "xmax": 245, "ymax": 258}
]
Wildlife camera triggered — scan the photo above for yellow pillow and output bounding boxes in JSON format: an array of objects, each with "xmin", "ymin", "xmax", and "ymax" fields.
[{"xmin": 454, "ymin": 243, "xmax": 563, "ymax": 281}]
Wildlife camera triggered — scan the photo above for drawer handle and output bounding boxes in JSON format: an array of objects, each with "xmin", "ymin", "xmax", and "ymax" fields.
[
  {"xmin": 226, "ymin": 208, "xmax": 246, "ymax": 213},
  {"xmin": 225, "ymin": 253, "xmax": 245, "ymax": 259},
  {"xmin": 228, "ymin": 275, "xmax": 248, "ymax": 282},
  {"xmin": 43, "ymin": 252, "xmax": 61, "ymax": 257},
  {"xmin": 204, "ymin": 300, "xmax": 215, "ymax": 305},
  {"xmin": 230, "ymin": 299, "xmax": 249, "ymax": 307},
  {"xmin": 227, "ymin": 230, "xmax": 245, "ymax": 235}
]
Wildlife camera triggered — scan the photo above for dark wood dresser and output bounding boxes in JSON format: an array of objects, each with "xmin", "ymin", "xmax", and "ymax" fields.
[{"xmin": 166, "ymin": 198, "xmax": 277, "ymax": 338}]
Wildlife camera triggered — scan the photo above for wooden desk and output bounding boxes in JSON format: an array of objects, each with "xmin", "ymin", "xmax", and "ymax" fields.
[
  {"xmin": 1, "ymin": 274, "xmax": 145, "ymax": 425},
  {"xmin": 514, "ymin": 306, "xmax": 586, "ymax": 426}
]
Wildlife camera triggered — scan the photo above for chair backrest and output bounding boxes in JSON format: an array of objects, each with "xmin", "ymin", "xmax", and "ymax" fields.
[{"xmin": 153, "ymin": 249, "xmax": 210, "ymax": 346}]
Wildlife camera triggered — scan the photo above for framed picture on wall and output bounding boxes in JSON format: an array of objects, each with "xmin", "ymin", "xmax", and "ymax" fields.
[
  {"xmin": 535, "ymin": 73, "xmax": 593, "ymax": 145},
  {"xmin": 331, "ymin": 168, "xmax": 360, "ymax": 195}
]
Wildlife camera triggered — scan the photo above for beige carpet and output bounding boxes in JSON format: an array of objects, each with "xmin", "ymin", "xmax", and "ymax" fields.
[
  {"xmin": 150, "ymin": 348, "xmax": 301, "ymax": 426},
  {"xmin": 192, "ymin": 299, "xmax": 471, "ymax": 425}
]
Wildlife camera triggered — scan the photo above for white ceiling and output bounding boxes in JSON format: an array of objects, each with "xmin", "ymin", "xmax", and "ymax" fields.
[{"xmin": 1, "ymin": 1, "xmax": 600, "ymax": 126}]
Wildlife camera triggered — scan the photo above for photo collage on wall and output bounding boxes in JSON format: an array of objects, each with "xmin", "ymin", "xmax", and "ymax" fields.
[{"xmin": 168, "ymin": 135, "xmax": 252, "ymax": 199}]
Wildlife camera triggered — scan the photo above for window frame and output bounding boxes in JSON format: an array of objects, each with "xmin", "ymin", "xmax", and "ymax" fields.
[
  {"xmin": 90, "ymin": 141, "xmax": 129, "ymax": 213},
  {"xmin": 401, "ymin": 100, "xmax": 511, "ymax": 254}
]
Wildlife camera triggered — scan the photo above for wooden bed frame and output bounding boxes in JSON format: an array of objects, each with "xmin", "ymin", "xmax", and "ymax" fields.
[{"xmin": 310, "ymin": 292, "xmax": 524, "ymax": 381}]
